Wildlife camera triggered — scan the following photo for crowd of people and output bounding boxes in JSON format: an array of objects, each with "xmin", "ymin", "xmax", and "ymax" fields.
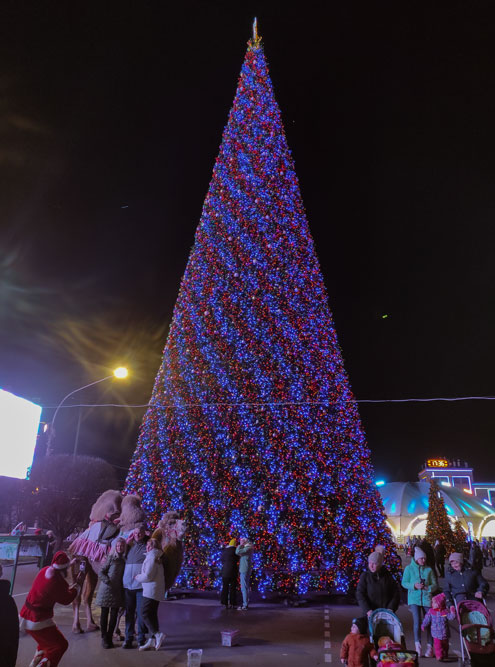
[
  {"xmin": 86, "ymin": 522, "xmax": 170, "ymax": 652},
  {"xmin": 3, "ymin": 524, "xmax": 255, "ymax": 666},
  {"xmin": 403, "ymin": 536, "xmax": 495, "ymax": 572},
  {"xmin": 2, "ymin": 524, "xmax": 492, "ymax": 667},
  {"xmin": 351, "ymin": 539, "xmax": 491, "ymax": 664}
]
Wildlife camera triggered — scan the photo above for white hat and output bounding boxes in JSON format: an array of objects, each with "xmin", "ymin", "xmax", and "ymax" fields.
[{"xmin": 414, "ymin": 546, "xmax": 426, "ymax": 561}]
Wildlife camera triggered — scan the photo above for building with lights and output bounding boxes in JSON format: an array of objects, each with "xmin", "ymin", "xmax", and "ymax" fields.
[
  {"xmin": 418, "ymin": 458, "xmax": 495, "ymax": 505},
  {"xmin": 377, "ymin": 459, "xmax": 495, "ymax": 541}
]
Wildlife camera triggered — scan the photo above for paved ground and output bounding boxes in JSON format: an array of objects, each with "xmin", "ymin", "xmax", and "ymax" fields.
[{"xmin": 8, "ymin": 561, "xmax": 495, "ymax": 666}]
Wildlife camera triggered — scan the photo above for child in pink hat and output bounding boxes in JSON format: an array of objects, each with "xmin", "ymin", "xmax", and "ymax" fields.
[{"xmin": 421, "ymin": 592, "xmax": 456, "ymax": 661}]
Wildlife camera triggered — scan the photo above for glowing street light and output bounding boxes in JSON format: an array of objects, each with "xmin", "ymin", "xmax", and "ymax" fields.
[{"xmin": 46, "ymin": 367, "xmax": 129, "ymax": 456}]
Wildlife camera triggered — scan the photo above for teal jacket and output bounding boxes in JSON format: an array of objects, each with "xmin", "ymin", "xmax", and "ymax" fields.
[
  {"xmin": 402, "ymin": 559, "xmax": 437, "ymax": 607},
  {"xmin": 235, "ymin": 543, "xmax": 254, "ymax": 573}
]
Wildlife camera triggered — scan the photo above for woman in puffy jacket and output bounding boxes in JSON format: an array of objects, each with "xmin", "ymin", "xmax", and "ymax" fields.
[
  {"xmin": 96, "ymin": 536, "xmax": 126, "ymax": 648},
  {"xmin": 402, "ymin": 546, "xmax": 437, "ymax": 658},
  {"xmin": 135, "ymin": 538, "xmax": 166, "ymax": 651}
]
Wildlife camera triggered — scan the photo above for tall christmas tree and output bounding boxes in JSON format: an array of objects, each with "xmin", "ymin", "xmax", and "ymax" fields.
[
  {"xmin": 126, "ymin": 21, "xmax": 399, "ymax": 594},
  {"xmin": 425, "ymin": 478, "xmax": 455, "ymax": 552}
]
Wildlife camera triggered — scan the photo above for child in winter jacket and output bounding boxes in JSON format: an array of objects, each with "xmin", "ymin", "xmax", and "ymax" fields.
[
  {"xmin": 96, "ymin": 536, "xmax": 126, "ymax": 648},
  {"xmin": 421, "ymin": 592, "xmax": 456, "ymax": 661},
  {"xmin": 377, "ymin": 636, "xmax": 417, "ymax": 666},
  {"xmin": 341, "ymin": 617, "xmax": 378, "ymax": 667},
  {"xmin": 377, "ymin": 636, "xmax": 402, "ymax": 651}
]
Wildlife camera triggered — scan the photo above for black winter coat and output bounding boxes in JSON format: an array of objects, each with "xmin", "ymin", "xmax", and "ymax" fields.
[
  {"xmin": 444, "ymin": 565, "xmax": 489, "ymax": 605},
  {"xmin": 221, "ymin": 546, "xmax": 239, "ymax": 578},
  {"xmin": 469, "ymin": 544, "xmax": 483, "ymax": 572},
  {"xmin": 356, "ymin": 567, "xmax": 401, "ymax": 614},
  {"xmin": 0, "ymin": 579, "xmax": 19, "ymax": 667},
  {"xmin": 419, "ymin": 539, "xmax": 436, "ymax": 571},
  {"xmin": 434, "ymin": 543, "xmax": 446, "ymax": 562}
]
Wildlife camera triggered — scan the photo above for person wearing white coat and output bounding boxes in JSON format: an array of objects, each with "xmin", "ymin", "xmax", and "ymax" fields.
[{"xmin": 134, "ymin": 538, "xmax": 166, "ymax": 651}]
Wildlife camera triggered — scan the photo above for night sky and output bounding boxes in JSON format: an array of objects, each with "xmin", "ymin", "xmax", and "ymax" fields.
[{"xmin": 1, "ymin": 2, "xmax": 494, "ymax": 484}]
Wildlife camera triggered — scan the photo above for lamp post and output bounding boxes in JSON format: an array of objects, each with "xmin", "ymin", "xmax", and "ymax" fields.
[{"xmin": 46, "ymin": 367, "xmax": 128, "ymax": 456}]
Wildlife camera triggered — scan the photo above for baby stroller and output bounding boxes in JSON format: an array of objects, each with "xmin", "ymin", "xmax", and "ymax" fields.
[
  {"xmin": 456, "ymin": 599, "xmax": 495, "ymax": 666},
  {"xmin": 369, "ymin": 609, "xmax": 418, "ymax": 666}
]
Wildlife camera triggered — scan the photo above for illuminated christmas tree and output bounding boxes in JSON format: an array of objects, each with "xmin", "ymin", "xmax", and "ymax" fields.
[
  {"xmin": 126, "ymin": 21, "xmax": 399, "ymax": 594},
  {"xmin": 426, "ymin": 478, "xmax": 455, "ymax": 552},
  {"xmin": 452, "ymin": 518, "xmax": 467, "ymax": 555}
]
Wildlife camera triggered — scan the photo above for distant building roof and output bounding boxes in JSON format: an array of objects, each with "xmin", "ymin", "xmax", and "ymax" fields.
[
  {"xmin": 377, "ymin": 481, "xmax": 495, "ymax": 539},
  {"xmin": 380, "ymin": 481, "xmax": 493, "ymax": 518}
]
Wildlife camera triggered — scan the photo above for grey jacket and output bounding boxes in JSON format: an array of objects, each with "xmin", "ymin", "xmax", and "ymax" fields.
[
  {"xmin": 96, "ymin": 554, "xmax": 125, "ymax": 608},
  {"xmin": 236, "ymin": 543, "xmax": 254, "ymax": 573},
  {"xmin": 123, "ymin": 537, "xmax": 148, "ymax": 590}
]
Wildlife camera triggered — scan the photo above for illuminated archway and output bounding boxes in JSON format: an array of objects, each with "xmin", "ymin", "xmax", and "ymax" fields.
[
  {"xmin": 412, "ymin": 519, "xmax": 427, "ymax": 536},
  {"xmin": 385, "ymin": 520, "xmax": 397, "ymax": 536},
  {"xmin": 405, "ymin": 514, "xmax": 458, "ymax": 537},
  {"xmin": 480, "ymin": 518, "xmax": 495, "ymax": 538},
  {"xmin": 406, "ymin": 514, "xmax": 428, "ymax": 536}
]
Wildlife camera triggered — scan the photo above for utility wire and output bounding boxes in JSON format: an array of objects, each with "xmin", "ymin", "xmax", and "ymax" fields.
[
  {"xmin": 40, "ymin": 396, "xmax": 494, "ymax": 472},
  {"xmin": 40, "ymin": 395, "xmax": 495, "ymax": 410}
]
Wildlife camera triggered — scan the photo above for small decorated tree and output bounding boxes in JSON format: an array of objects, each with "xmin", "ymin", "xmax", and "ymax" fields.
[
  {"xmin": 425, "ymin": 478, "xmax": 454, "ymax": 552},
  {"xmin": 452, "ymin": 518, "xmax": 468, "ymax": 556}
]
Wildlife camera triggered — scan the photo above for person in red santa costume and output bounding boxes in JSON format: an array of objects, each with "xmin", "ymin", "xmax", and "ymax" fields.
[{"xmin": 19, "ymin": 551, "xmax": 85, "ymax": 667}]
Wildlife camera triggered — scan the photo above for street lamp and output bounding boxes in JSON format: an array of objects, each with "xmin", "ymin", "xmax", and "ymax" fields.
[{"xmin": 46, "ymin": 367, "xmax": 129, "ymax": 456}]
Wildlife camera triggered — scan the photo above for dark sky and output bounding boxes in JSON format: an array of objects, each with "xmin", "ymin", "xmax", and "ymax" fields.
[{"xmin": 1, "ymin": 2, "xmax": 494, "ymax": 484}]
